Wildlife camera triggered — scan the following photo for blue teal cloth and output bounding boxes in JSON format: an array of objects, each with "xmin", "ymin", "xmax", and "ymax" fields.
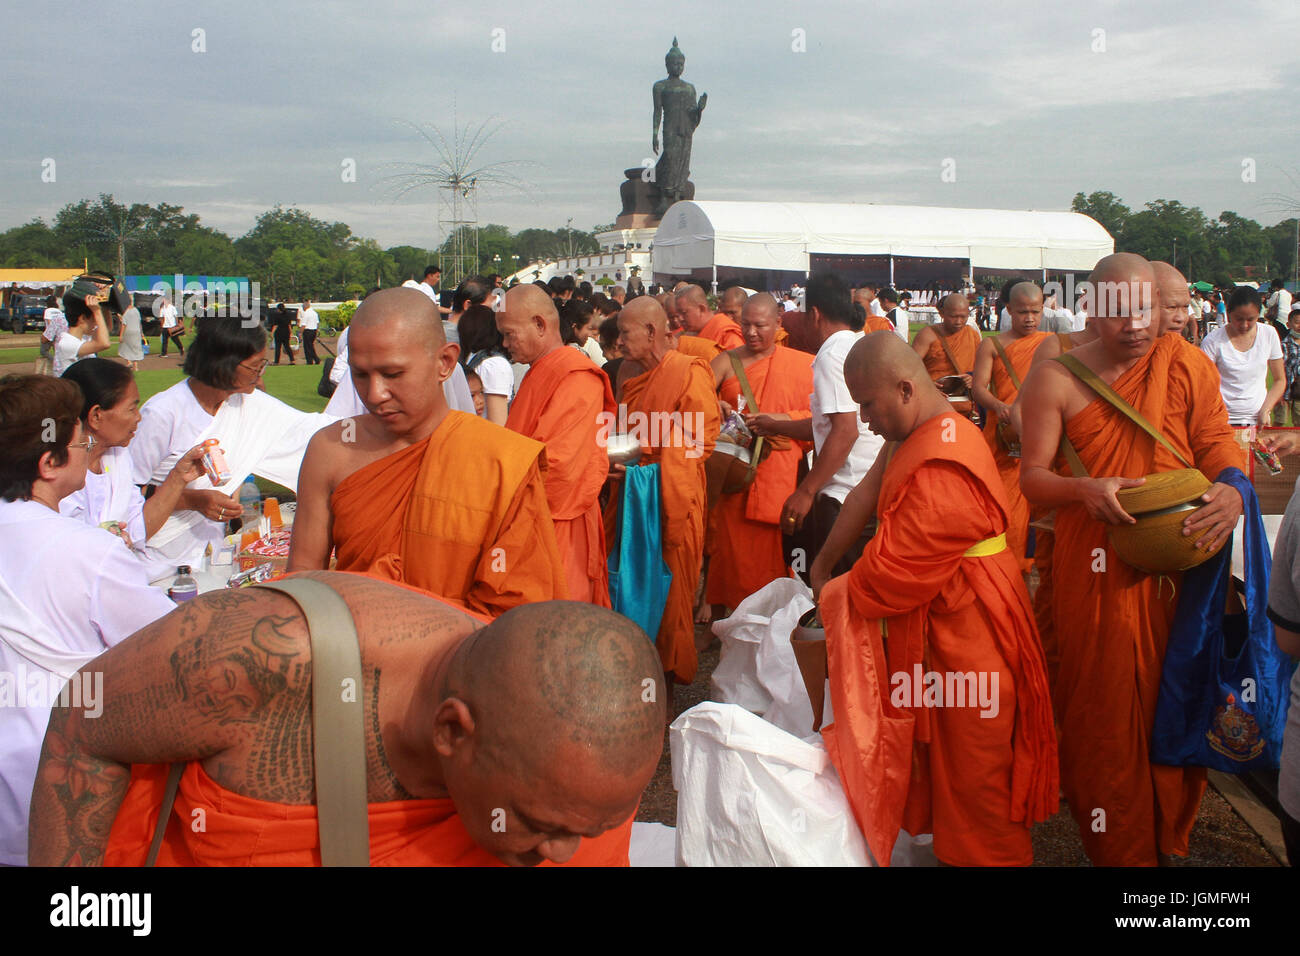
[
  {"xmin": 608, "ymin": 464, "xmax": 673, "ymax": 643},
  {"xmin": 1151, "ymin": 469, "xmax": 1292, "ymax": 772}
]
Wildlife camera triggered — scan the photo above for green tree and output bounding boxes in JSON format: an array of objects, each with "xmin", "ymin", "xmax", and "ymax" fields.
[
  {"xmin": 1071, "ymin": 191, "xmax": 1131, "ymax": 244},
  {"xmin": 54, "ymin": 194, "xmax": 165, "ymax": 276},
  {"xmin": 0, "ymin": 220, "xmax": 71, "ymax": 267}
]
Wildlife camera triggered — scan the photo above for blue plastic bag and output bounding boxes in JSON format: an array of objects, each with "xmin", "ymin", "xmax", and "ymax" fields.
[
  {"xmin": 608, "ymin": 463, "xmax": 673, "ymax": 643},
  {"xmin": 1151, "ymin": 469, "xmax": 1292, "ymax": 772}
]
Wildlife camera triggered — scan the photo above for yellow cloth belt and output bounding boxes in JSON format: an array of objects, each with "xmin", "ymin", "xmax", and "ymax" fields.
[{"xmin": 963, "ymin": 533, "xmax": 1007, "ymax": 557}]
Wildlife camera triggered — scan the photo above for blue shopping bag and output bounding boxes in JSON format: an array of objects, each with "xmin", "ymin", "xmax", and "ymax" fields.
[
  {"xmin": 1151, "ymin": 469, "xmax": 1293, "ymax": 772},
  {"xmin": 608, "ymin": 463, "xmax": 673, "ymax": 643}
]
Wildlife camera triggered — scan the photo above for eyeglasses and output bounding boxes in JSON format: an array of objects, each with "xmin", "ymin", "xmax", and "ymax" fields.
[
  {"xmin": 240, "ymin": 359, "xmax": 270, "ymax": 375},
  {"xmin": 69, "ymin": 434, "xmax": 97, "ymax": 451}
]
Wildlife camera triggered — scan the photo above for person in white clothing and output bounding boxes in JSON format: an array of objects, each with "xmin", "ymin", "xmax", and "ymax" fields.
[
  {"xmin": 1200, "ymin": 285, "xmax": 1285, "ymax": 427},
  {"xmin": 298, "ymin": 299, "xmax": 321, "ymax": 365},
  {"xmin": 329, "ymin": 324, "xmax": 350, "ymax": 385},
  {"xmin": 158, "ymin": 296, "xmax": 185, "ymax": 357},
  {"xmin": 1267, "ymin": 279, "xmax": 1293, "ymax": 329},
  {"xmin": 59, "ymin": 359, "xmax": 206, "ymax": 562},
  {"xmin": 459, "ymin": 305, "xmax": 513, "ymax": 425},
  {"xmin": 129, "ymin": 318, "xmax": 336, "ymax": 571},
  {"xmin": 52, "ymin": 278, "xmax": 111, "ymax": 378},
  {"xmin": 749, "ymin": 273, "xmax": 883, "ymax": 580},
  {"xmin": 36, "ymin": 297, "xmax": 66, "ymax": 375},
  {"xmin": 0, "ymin": 375, "xmax": 175, "ymax": 866}
]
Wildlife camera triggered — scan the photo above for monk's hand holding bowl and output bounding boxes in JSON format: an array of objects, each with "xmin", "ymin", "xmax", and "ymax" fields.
[
  {"xmin": 608, "ymin": 462, "xmax": 627, "ymax": 480},
  {"xmin": 960, "ymin": 373, "xmax": 973, "ymax": 389},
  {"xmin": 994, "ymin": 400, "xmax": 1014, "ymax": 426},
  {"xmin": 1182, "ymin": 482, "xmax": 1243, "ymax": 552},
  {"xmin": 1079, "ymin": 475, "xmax": 1144, "ymax": 526}
]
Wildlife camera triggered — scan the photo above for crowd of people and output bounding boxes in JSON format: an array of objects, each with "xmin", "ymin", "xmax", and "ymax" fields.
[{"xmin": 2, "ymin": 254, "xmax": 1298, "ymax": 869}]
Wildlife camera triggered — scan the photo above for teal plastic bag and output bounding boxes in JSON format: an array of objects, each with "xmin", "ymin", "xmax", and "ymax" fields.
[{"xmin": 608, "ymin": 463, "xmax": 673, "ymax": 643}]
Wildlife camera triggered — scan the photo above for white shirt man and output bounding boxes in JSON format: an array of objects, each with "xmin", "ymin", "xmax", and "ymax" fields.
[
  {"xmin": 811, "ymin": 329, "xmax": 885, "ymax": 503},
  {"xmin": 1268, "ymin": 287, "xmax": 1293, "ymax": 323},
  {"xmin": 159, "ymin": 300, "xmax": 179, "ymax": 330},
  {"xmin": 298, "ymin": 305, "xmax": 319, "ymax": 331}
]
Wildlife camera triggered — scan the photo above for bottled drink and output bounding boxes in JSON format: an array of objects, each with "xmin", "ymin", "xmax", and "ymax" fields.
[
  {"xmin": 239, "ymin": 477, "xmax": 261, "ymax": 521},
  {"xmin": 168, "ymin": 565, "xmax": 198, "ymax": 603}
]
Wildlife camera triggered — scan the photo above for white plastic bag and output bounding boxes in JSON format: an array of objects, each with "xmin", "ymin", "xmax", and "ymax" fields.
[
  {"xmin": 710, "ymin": 577, "xmax": 816, "ymax": 737},
  {"xmin": 670, "ymin": 701, "xmax": 871, "ymax": 866}
]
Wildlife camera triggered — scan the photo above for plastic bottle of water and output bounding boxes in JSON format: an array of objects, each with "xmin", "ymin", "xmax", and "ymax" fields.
[
  {"xmin": 238, "ymin": 476, "xmax": 261, "ymax": 525},
  {"xmin": 168, "ymin": 565, "xmax": 198, "ymax": 603}
]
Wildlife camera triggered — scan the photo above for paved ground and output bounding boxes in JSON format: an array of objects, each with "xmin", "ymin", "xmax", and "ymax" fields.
[{"xmin": 636, "ymin": 623, "xmax": 1282, "ymax": 866}]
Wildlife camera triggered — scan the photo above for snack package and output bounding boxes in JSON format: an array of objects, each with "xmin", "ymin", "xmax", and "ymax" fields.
[{"xmin": 1252, "ymin": 439, "xmax": 1284, "ymax": 476}]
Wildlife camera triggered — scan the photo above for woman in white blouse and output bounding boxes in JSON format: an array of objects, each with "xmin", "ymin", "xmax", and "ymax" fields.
[
  {"xmin": 458, "ymin": 304, "xmax": 514, "ymax": 425},
  {"xmin": 1200, "ymin": 286, "xmax": 1285, "ymax": 427},
  {"xmin": 59, "ymin": 358, "xmax": 205, "ymax": 556}
]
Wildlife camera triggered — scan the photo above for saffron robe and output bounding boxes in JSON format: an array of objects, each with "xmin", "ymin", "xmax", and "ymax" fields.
[
  {"xmin": 330, "ymin": 411, "xmax": 566, "ymax": 618},
  {"xmin": 104, "ymin": 761, "xmax": 632, "ymax": 866},
  {"xmin": 981, "ymin": 331, "xmax": 1048, "ymax": 574},
  {"xmin": 920, "ymin": 324, "xmax": 981, "ymax": 414},
  {"xmin": 619, "ymin": 350, "xmax": 720, "ymax": 683},
  {"xmin": 821, "ymin": 413, "xmax": 1058, "ymax": 866},
  {"xmin": 700, "ymin": 314, "xmax": 744, "ymax": 350},
  {"xmin": 507, "ymin": 347, "xmax": 617, "ymax": 606},
  {"xmin": 705, "ymin": 346, "xmax": 814, "ymax": 608},
  {"xmin": 676, "ymin": 335, "xmax": 721, "ymax": 363},
  {"xmin": 1049, "ymin": 334, "xmax": 1244, "ymax": 865},
  {"xmin": 865, "ymin": 314, "xmax": 895, "ymax": 334}
]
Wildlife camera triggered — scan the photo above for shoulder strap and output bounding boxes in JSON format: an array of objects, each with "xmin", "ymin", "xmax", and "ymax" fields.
[
  {"xmin": 1056, "ymin": 332, "xmax": 1072, "ymax": 351},
  {"xmin": 728, "ymin": 353, "xmax": 766, "ymax": 483},
  {"xmin": 990, "ymin": 336, "xmax": 1023, "ymax": 392},
  {"xmin": 258, "ymin": 577, "xmax": 371, "ymax": 867},
  {"xmin": 1054, "ymin": 353, "xmax": 1191, "ymax": 469},
  {"xmin": 935, "ymin": 327, "xmax": 963, "ymax": 375}
]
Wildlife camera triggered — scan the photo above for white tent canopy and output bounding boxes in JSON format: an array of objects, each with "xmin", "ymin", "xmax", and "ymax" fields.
[{"xmin": 651, "ymin": 201, "xmax": 1114, "ymax": 276}]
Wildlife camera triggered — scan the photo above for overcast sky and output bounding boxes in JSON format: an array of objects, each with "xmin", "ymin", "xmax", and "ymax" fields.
[{"xmin": 3, "ymin": 0, "xmax": 1298, "ymax": 251}]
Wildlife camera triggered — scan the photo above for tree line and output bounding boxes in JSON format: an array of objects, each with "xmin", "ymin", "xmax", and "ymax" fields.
[
  {"xmin": 0, "ymin": 194, "xmax": 607, "ymax": 301},
  {"xmin": 1071, "ymin": 191, "xmax": 1297, "ymax": 284}
]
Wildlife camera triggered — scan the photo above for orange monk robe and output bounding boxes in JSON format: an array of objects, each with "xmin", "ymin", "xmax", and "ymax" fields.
[
  {"xmin": 507, "ymin": 347, "xmax": 617, "ymax": 606},
  {"xmin": 920, "ymin": 324, "xmax": 981, "ymax": 414},
  {"xmin": 700, "ymin": 313, "xmax": 745, "ymax": 350},
  {"xmin": 1050, "ymin": 334, "xmax": 1244, "ymax": 866},
  {"xmin": 676, "ymin": 334, "xmax": 721, "ymax": 362},
  {"xmin": 104, "ymin": 761, "xmax": 633, "ymax": 866},
  {"xmin": 981, "ymin": 331, "xmax": 1049, "ymax": 574},
  {"xmin": 705, "ymin": 346, "xmax": 813, "ymax": 608},
  {"xmin": 865, "ymin": 313, "xmax": 895, "ymax": 334},
  {"xmin": 330, "ymin": 410, "xmax": 567, "ymax": 618},
  {"xmin": 821, "ymin": 414, "xmax": 1057, "ymax": 867},
  {"xmin": 621, "ymin": 350, "xmax": 721, "ymax": 683},
  {"xmin": 1031, "ymin": 332, "xmax": 1080, "ymax": 691}
]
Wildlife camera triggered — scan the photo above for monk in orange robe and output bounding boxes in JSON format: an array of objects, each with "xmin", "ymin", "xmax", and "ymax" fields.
[
  {"xmin": 811, "ymin": 333, "xmax": 1057, "ymax": 866},
  {"xmin": 288, "ymin": 288, "xmax": 566, "ymax": 618},
  {"xmin": 716, "ymin": 286, "xmax": 747, "ymax": 323},
  {"xmin": 30, "ymin": 573, "xmax": 663, "ymax": 866},
  {"xmin": 614, "ymin": 296, "xmax": 721, "ymax": 684},
  {"xmin": 971, "ymin": 282, "xmax": 1049, "ymax": 574},
  {"xmin": 912, "ymin": 292, "xmax": 981, "ymax": 415},
  {"xmin": 1019, "ymin": 253, "xmax": 1245, "ymax": 865},
  {"xmin": 705, "ymin": 293, "xmax": 814, "ymax": 610},
  {"xmin": 500, "ymin": 285, "xmax": 617, "ymax": 606}
]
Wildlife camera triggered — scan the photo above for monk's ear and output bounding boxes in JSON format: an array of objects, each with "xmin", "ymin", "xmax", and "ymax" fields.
[
  {"xmin": 531, "ymin": 313, "xmax": 547, "ymax": 337},
  {"xmin": 431, "ymin": 697, "xmax": 476, "ymax": 758},
  {"xmin": 437, "ymin": 342, "xmax": 460, "ymax": 381},
  {"xmin": 899, "ymin": 378, "xmax": 915, "ymax": 404}
]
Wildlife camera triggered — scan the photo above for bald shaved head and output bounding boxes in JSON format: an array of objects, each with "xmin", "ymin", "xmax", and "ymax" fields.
[
  {"xmin": 498, "ymin": 284, "xmax": 561, "ymax": 365},
  {"xmin": 1007, "ymin": 282, "xmax": 1044, "ymax": 335},
  {"xmin": 351, "ymin": 286, "xmax": 445, "ymax": 355},
  {"xmin": 1151, "ymin": 261, "xmax": 1192, "ymax": 336},
  {"xmin": 436, "ymin": 601, "xmax": 665, "ymax": 866},
  {"xmin": 843, "ymin": 331, "xmax": 950, "ymax": 442},
  {"xmin": 720, "ymin": 286, "xmax": 747, "ymax": 320},
  {"xmin": 1083, "ymin": 252, "xmax": 1157, "ymax": 357},
  {"xmin": 618, "ymin": 295, "xmax": 670, "ymax": 363},
  {"xmin": 1008, "ymin": 282, "xmax": 1043, "ymax": 307},
  {"xmin": 675, "ymin": 284, "xmax": 711, "ymax": 332}
]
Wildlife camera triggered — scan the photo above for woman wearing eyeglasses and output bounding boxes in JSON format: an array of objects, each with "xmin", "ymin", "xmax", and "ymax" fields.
[
  {"xmin": 125, "ymin": 317, "xmax": 335, "ymax": 573},
  {"xmin": 58, "ymin": 359, "xmax": 206, "ymax": 561},
  {"xmin": 0, "ymin": 374, "xmax": 175, "ymax": 866}
]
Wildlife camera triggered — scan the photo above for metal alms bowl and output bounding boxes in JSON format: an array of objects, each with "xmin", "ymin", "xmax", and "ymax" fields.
[{"xmin": 606, "ymin": 433, "xmax": 643, "ymax": 466}]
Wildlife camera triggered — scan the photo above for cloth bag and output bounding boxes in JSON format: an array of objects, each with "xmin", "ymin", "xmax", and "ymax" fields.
[
  {"xmin": 1151, "ymin": 469, "xmax": 1294, "ymax": 772},
  {"xmin": 317, "ymin": 357, "xmax": 337, "ymax": 398},
  {"xmin": 710, "ymin": 577, "xmax": 818, "ymax": 737},
  {"xmin": 670, "ymin": 701, "xmax": 871, "ymax": 866},
  {"xmin": 608, "ymin": 463, "xmax": 673, "ymax": 642}
]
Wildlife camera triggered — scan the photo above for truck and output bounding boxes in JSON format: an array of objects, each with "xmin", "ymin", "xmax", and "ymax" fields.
[{"xmin": 0, "ymin": 294, "xmax": 54, "ymax": 334}]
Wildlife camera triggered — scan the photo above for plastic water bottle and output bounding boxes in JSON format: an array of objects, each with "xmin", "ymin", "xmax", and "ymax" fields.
[
  {"xmin": 168, "ymin": 565, "xmax": 198, "ymax": 603},
  {"xmin": 238, "ymin": 476, "xmax": 261, "ymax": 524}
]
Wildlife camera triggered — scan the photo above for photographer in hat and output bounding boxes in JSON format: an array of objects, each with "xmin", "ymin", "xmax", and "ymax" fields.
[{"xmin": 52, "ymin": 274, "xmax": 113, "ymax": 378}]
